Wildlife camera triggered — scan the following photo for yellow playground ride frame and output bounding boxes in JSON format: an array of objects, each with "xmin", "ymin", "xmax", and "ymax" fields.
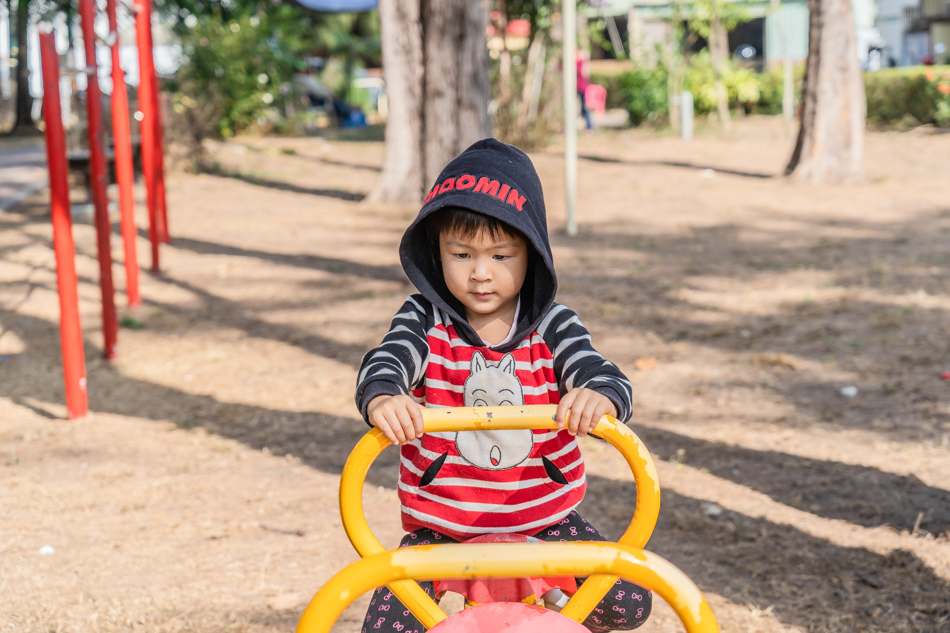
[{"xmin": 297, "ymin": 404, "xmax": 720, "ymax": 633}]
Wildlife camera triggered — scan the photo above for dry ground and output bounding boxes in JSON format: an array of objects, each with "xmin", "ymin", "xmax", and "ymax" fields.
[{"xmin": 1, "ymin": 117, "xmax": 949, "ymax": 633}]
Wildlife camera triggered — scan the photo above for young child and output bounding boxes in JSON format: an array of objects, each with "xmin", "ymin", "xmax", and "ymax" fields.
[{"xmin": 355, "ymin": 139, "xmax": 651, "ymax": 632}]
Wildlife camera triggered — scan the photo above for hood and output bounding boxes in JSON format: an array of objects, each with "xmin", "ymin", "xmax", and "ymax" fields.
[{"xmin": 399, "ymin": 138, "xmax": 557, "ymax": 350}]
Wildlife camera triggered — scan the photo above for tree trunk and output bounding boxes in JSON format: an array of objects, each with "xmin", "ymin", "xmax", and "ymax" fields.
[
  {"xmin": 12, "ymin": 0, "xmax": 34, "ymax": 132},
  {"xmin": 515, "ymin": 31, "xmax": 543, "ymax": 133},
  {"xmin": 785, "ymin": 0, "xmax": 865, "ymax": 183},
  {"xmin": 368, "ymin": 0, "xmax": 491, "ymax": 204}
]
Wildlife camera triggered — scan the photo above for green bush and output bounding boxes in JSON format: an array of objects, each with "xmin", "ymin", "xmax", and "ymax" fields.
[
  {"xmin": 171, "ymin": 8, "xmax": 316, "ymax": 138},
  {"xmin": 615, "ymin": 68, "xmax": 670, "ymax": 126},
  {"xmin": 593, "ymin": 60, "xmax": 950, "ymax": 129},
  {"xmin": 747, "ymin": 65, "xmax": 805, "ymax": 115},
  {"xmin": 593, "ymin": 55, "xmax": 805, "ymax": 127},
  {"xmin": 751, "ymin": 67, "xmax": 784, "ymax": 115},
  {"xmin": 865, "ymin": 66, "xmax": 950, "ymax": 128},
  {"xmin": 681, "ymin": 51, "xmax": 755, "ymax": 114},
  {"xmin": 175, "ymin": 18, "xmax": 286, "ymax": 137}
]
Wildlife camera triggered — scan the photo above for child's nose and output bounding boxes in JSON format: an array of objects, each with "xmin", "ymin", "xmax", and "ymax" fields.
[{"xmin": 471, "ymin": 258, "xmax": 492, "ymax": 280}]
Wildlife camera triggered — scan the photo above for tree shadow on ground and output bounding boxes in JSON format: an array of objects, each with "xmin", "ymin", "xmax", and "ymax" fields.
[
  {"xmin": 6, "ymin": 303, "xmax": 948, "ymax": 633},
  {"xmin": 6, "ymin": 194, "xmax": 950, "ymax": 531},
  {"xmin": 145, "ymin": 270, "xmax": 379, "ymax": 369},
  {"xmin": 0, "ymin": 305, "xmax": 399, "ymax": 487},
  {"xmin": 161, "ymin": 233, "xmax": 406, "ymax": 283},
  {"xmin": 580, "ymin": 479, "xmax": 950, "ymax": 633},
  {"xmin": 551, "ymin": 209, "xmax": 950, "ymax": 443},
  {"xmin": 5, "ymin": 169, "xmax": 950, "ymax": 631},
  {"xmin": 203, "ymin": 166, "xmax": 366, "ymax": 201},
  {"xmin": 283, "ymin": 153, "xmax": 382, "ymax": 173},
  {"xmin": 8, "ymin": 288, "xmax": 946, "ymax": 542},
  {"xmin": 2, "ymin": 246, "xmax": 376, "ymax": 370},
  {"xmin": 578, "ymin": 153, "xmax": 775, "ymax": 179},
  {"xmin": 637, "ymin": 425, "xmax": 950, "ymax": 537}
]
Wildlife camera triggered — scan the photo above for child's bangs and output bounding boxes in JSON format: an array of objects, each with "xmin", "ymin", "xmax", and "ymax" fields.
[{"xmin": 426, "ymin": 207, "xmax": 518, "ymax": 242}]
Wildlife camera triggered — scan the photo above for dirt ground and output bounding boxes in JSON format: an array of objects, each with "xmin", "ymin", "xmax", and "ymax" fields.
[{"xmin": 1, "ymin": 116, "xmax": 949, "ymax": 633}]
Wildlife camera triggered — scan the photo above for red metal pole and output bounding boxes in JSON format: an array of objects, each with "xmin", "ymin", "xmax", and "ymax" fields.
[
  {"xmin": 140, "ymin": 0, "xmax": 170, "ymax": 244},
  {"xmin": 106, "ymin": 0, "xmax": 141, "ymax": 307},
  {"xmin": 79, "ymin": 0, "xmax": 119, "ymax": 359},
  {"xmin": 40, "ymin": 27, "xmax": 89, "ymax": 420},
  {"xmin": 154, "ymin": 73, "xmax": 170, "ymax": 244},
  {"xmin": 79, "ymin": 0, "xmax": 119, "ymax": 360},
  {"xmin": 134, "ymin": 0, "xmax": 159, "ymax": 272}
]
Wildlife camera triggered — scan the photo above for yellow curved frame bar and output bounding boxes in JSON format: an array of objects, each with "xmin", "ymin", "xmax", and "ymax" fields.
[
  {"xmin": 338, "ymin": 404, "xmax": 661, "ymax": 627},
  {"xmin": 297, "ymin": 542, "xmax": 718, "ymax": 633}
]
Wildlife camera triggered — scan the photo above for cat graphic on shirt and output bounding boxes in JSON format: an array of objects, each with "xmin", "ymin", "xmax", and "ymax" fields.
[{"xmin": 455, "ymin": 351, "xmax": 534, "ymax": 470}]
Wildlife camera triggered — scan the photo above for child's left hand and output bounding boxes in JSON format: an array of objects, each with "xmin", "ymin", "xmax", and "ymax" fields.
[{"xmin": 556, "ymin": 388, "xmax": 618, "ymax": 436}]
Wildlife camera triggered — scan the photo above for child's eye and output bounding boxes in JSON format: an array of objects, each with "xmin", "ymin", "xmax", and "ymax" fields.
[
  {"xmin": 493, "ymin": 254, "xmax": 510, "ymax": 261},
  {"xmin": 453, "ymin": 253, "xmax": 470, "ymax": 260}
]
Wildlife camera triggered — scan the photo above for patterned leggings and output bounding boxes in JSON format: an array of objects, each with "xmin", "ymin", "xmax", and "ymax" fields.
[{"xmin": 360, "ymin": 511, "xmax": 651, "ymax": 633}]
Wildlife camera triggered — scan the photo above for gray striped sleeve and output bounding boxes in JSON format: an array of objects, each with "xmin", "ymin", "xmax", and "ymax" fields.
[
  {"xmin": 537, "ymin": 304, "xmax": 633, "ymax": 422},
  {"xmin": 355, "ymin": 296, "xmax": 431, "ymax": 424}
]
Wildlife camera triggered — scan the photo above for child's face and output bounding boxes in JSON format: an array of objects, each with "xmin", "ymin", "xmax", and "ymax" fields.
[{"xmin": 438, "ymin": 227, "xmax": 528, "ymax": 326}]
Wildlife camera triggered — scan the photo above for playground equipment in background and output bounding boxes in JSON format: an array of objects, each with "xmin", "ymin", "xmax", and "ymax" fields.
[
  {"xmin": 38, "ymin": 0, "xmax": 170, "ymax": 418},
  {"xmin": 78, "ymin": 0, "xmax": 119, "ymax": 360},
  {"xmin": 135, "ymin": 0, "xmax": 172, "ymax": 259},
  {"xmin": 296, "ymin": 405, "xmax": 719, "ymax": 633},
  {"xmin": 39, "ymin": 27, "xmax": 88, "ymax": 420},
  {"xmin": 106, "ymin": 0, "xmax": 140, "ymax": 305}
]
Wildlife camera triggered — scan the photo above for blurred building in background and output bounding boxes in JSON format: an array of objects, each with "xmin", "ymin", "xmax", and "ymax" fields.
[
  {"xmin": 586, "ymin": 0, "xmax": 948, "ymax": 68},
  {"xmin": 902, "ymin": 0, "xmax": 950, "ymax": 64}
]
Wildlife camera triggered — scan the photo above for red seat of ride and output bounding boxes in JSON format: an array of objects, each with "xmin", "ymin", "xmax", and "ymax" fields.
[
  {"xmin": 433, "ymin": 534, "xmax": 577, "ymax": 606},
  {"xmin": 428, "ymin": 603, "xmax": 589, "ymax": 633}
]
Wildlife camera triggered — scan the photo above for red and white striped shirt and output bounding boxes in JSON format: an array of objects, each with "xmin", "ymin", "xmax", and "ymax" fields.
[{"xmin": 356, "ymin": 295, "xmax": 632, "ymax": 540}]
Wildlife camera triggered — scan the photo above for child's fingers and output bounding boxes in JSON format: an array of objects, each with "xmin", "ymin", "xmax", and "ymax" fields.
[
  {"xmin": 368, "ymin": 396, "xmax": 425, "ymax": 445},
  {"xmin": 555, "ymin": 391, "xmax": 576, "ymax": 429},
  {"xmin": 569, "ymin": 395, "xmax": 596, "ymax": 436},
  {"xmin": 569, "ymin": 406, "xmax": 587, "ymax": 436},
  {"xmin": 367, "ymin": 396, "xmax": 396, "ymax": 443},
  {"xmin": 577, "ymin": 400, "xmax": 609, "ymax": 437},
  {"xmin": 564, "ymin": 390, "xmax": 612, "ymax": 436},
  {"xmin": 387, "ymin": 412, "xmax": 409, "ymax": 444},
  {"xmin": 565, "ymin": 391, "xmax": 589, "ymax": 435},
  {"xmin": 408, "ymin": 401, "xmax": 425, "ymax": 438},
  {"xmin": 384, "ymin": 424, "xmax": 401, "ymax": 446},
  {"xmin": 375, "ymin": 416, "xmax": 400, "ymax": 445},
  {"xmin": 393, "ymin": 406, "xmax": 418, "ymax": 443},
  {"xmin": 392, "ymin": 398, "xmax": 423, "ymax": 443}
]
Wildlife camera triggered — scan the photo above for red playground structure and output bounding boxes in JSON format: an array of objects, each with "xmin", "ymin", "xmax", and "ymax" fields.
[{"xmin": 37, "ymin": 0, "xmax": 170, "ymax": 418}]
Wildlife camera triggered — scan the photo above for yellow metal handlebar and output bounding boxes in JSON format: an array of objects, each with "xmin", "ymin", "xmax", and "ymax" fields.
[
  {"xmin": 297, "ymin": 541, "xmax": 718, "ymax": 633},
  {"xmin": 338, "ymin": 404, "xmax": 661, "ymax": 627}
]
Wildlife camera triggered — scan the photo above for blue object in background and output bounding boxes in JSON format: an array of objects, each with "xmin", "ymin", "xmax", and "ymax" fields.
[
  {"xmin": 341, "ymin": 110, "xmax": 367, "ymax": 128},
  {"xmin": 291, "ymin": 0, "xmax": 377, "ymax": 11}
]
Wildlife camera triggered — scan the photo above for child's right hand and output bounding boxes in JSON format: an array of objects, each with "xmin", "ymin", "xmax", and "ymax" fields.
[{"xmin": 366, "ymin": 394, "xmax": 424, "ymax": 445}]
